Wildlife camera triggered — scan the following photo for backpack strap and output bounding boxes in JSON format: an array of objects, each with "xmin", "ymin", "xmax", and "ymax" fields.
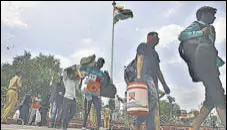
[{"xmin": 194, "ymin": 21, "xmax": 207, "ymax": 29}]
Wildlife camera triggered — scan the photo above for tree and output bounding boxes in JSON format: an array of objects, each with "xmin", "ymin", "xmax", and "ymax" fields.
[
  {"xmin": 172, "ymin": 103, "xmax": 181, "ymax": 118},
  {"xmin": 108, "ymin": 99, "xmax": 115, "ymax": 112},
  {"xmin": 1, "ymin": 51, "xmax": 62, "ymax": 110},
  {"xmin": 1, "ymin": 87, "xmax": 8, "ymax": 109},
  {"xmin": 167, "ymin": 96, "xmax": 175, "ymax": 119},
  {"xmin": 75, "ymin": 89, "xmax": 83, "ymax": 115},
  {"xmin": 175, "ymin": 109, "xmax": 181, "ymax": 119},
  {"xmin": 159, "ymin": 100, "xmax": 170, "ymax": 119}
]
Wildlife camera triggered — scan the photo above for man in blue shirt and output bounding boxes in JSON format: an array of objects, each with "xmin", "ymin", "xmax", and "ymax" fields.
[
  {"xmin": 81, "ymin": 57, "xmax": 106, "ymax": 130},
  {"xmin": 135, "ymin": 32, "xmax": 170, "ymax": 130},
  {"xmin": 178, "ymin": 6, "xmax": 226, "ymax": 130}
]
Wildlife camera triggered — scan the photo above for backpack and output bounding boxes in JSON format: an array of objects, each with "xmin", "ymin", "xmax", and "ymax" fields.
[
  {"xmin": 100, "ymin": 70, "xmax": 116, "ymax": 98},
  {"xmin": 178, "ymin": 42, "xmax": 200, "ymax": 82},
  {"xmin": 124, "ymin": 43, "xmax": 146, "ymax": 84},
  {"xmin": 124, "ymin": 56, "xmax": 137, "ymax": 84},
  {"xmin": 80, "ymin": 54, "xmax": 96, "ymax": 68},
  {"xmin": 178, "ymin": 21, "xmax": 218, "ymax": 82}
]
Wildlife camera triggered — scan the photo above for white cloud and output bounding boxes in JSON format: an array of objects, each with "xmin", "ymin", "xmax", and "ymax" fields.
[
  {"xmin": 71, "ymin": 49, "xmax": 96, "ymax": 60},
  {"xmin": 156, "ymin": 24, "xmax": 184, "ymax": 47},
  {"xmin": 1, "ymin": 1, "xmax": 42, "ymax": 28},
  {"xmin": 54, "ymin": 55, "xmax": 72, "ymax": 69},
  {"xmin": 219, "ymin": 65, "xmax": 226, "ymax": 93},
  {"xmin": 161, "ymin": 56, "xmax": 184, "ymax": 65},
  {"xmin": 214, "ymin": 17, "xmax": 226, "ymax": 44},
  {"xmin": 162, "ymin": 82, "xmax": 205, "ymax": 111},
  {"xmin": 1, "ymin": 37, "xmax": 108, "ymax": 71}
]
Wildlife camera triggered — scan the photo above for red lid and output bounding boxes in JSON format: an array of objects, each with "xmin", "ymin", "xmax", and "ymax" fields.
[{"xmin": 128, "ymin": 81, "xmax": 147, "ymax": 86}]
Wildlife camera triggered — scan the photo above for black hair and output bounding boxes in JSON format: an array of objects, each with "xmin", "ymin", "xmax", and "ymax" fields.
[
  {"xmin": 97, "ymin": 57, "xmax": 105, "ymax": 64},
  {"xmin": 16, "ymin": 71, "xmax": 21, "ymax": 76},
  {"xmin": 196, "ymin": 6, "xmax": 217, "ymax": 20},
  {"xmin": 147, "ymin": 32, "xmax": 158, "ymax": 37}
]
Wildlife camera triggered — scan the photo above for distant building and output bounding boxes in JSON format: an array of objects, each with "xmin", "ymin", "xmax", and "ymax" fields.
[{"xmin": 179, "ymin": 110, "xmax": 196, "ymax": 119}]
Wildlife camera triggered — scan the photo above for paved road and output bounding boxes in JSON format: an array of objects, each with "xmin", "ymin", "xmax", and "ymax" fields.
[{"xmin": 1, "ymin": 124, "xmax": 81, "ymax": 130}]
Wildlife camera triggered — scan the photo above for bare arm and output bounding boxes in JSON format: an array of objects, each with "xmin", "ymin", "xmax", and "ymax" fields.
[
  {"xmin": 157, "ymin": 66, "xmax": 170, "ymax": 94},
  {"xmin": 157, "ymin": 66, "xmax": 167, "ymax": 86},
  {"xmin": 136, "ymin": 54, "xmax": 143, "ymax": 79}
]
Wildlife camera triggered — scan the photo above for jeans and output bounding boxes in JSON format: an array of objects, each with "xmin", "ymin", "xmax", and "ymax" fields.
[
  {"xmin": 19, "ymin": 105, "xmax": 29, "ymax": 124},
  {"xmin": 62, "ymin": 98, "xmax": 76, "ymax": 129},
  {"xmin": 50, "ymin": 101, "xmax": 64, "ymax": 127},
  {"xmin": 82, "ymin": 96, "xmax": 101, "ymax": 128},
  {"xmin": 135, "ymin": 75, "xmax": 159, "ymax": 130}
]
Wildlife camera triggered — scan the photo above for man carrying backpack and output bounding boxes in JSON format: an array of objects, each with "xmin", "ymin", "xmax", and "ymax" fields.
[
  {"xmin": 133, "ymin": 32, "xmax": 170, "ymax": 130},
  {"xmin": 81, "ymin": 57, "xmax": 106, "ymax": 130},
  {"xmin": 61, "ymin": 68, "xmax": 82, "ymax": 130},
  {"xmin": 178, "ymin": 6, "xmax": 226, "ymax": 130}
]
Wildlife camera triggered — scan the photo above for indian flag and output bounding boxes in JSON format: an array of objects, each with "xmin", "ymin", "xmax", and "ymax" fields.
[{"xmin": 113, "ymin": 5, "xmax": 133, "ymax": 24}]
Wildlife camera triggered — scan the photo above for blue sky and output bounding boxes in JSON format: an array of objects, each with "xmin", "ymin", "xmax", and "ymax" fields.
[{"xmin": 1, "ymin": 1, "xmax": 226, "ymax": 111}]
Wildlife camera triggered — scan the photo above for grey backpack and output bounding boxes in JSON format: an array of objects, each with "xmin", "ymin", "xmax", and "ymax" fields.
[
  {"xmin": 124, "ymin": 56, "xmax": 137, "ymax": 85},
  {"xmin": 124, "ymin": 43, "xmax": 146, "ymax": 84}
]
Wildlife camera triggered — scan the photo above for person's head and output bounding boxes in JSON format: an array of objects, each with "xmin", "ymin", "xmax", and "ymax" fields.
[
  {"xmin": 196, "ymin": 6, "xmax": 217, "ymax": 24},
  {"xmin": 37, "ymin": 94, "xmax": 41, "ymax": 98},
  {"xmin": 147, "ymin": 32, "xmax": 159, "ymax": 46},
  {"xmin": 96, "ymin": 57, "xmax": 105, "ymax": 69},
  {"xmin": 67, "ymin": 69, "xmax": 75, "ymax": 80},
  {"xmin": 16, "ymin": 71, "xmax": 22, "ymax": 78}
]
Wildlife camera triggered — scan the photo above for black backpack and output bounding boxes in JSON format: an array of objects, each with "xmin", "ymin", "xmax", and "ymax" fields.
[
  {"xmin": 124, "ymin": 43, "xmax": 146, "ymax": 84},
  {"xmin": 124, "ymin": 56, "xmax": 137, "ymax": 84},
  {"xmin": 178, "ymin": 42, "xmax": 200, "ymax": 82},
  {"xmin": 100, "ymin": 70, "xmax": 117, "ymax": 98},
  {"xmin": 178, "ymin": 21, "xmax": 215, "ymax": 82}
]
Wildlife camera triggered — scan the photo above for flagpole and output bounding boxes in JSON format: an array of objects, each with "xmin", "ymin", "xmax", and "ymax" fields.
[{"xmin": 111, "ymin": 1, "xmax": 116, "ymax": 80}]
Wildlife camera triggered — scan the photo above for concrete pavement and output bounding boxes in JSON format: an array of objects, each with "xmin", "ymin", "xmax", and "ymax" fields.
[{"xmin": 1, "ymin": 124, "xmax": 81, "ymax": 130}]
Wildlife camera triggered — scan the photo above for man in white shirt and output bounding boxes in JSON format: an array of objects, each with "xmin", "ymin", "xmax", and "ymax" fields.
[{"xmin": 62, "ymin": 68, "xmax": 82, "ymax": 130}]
